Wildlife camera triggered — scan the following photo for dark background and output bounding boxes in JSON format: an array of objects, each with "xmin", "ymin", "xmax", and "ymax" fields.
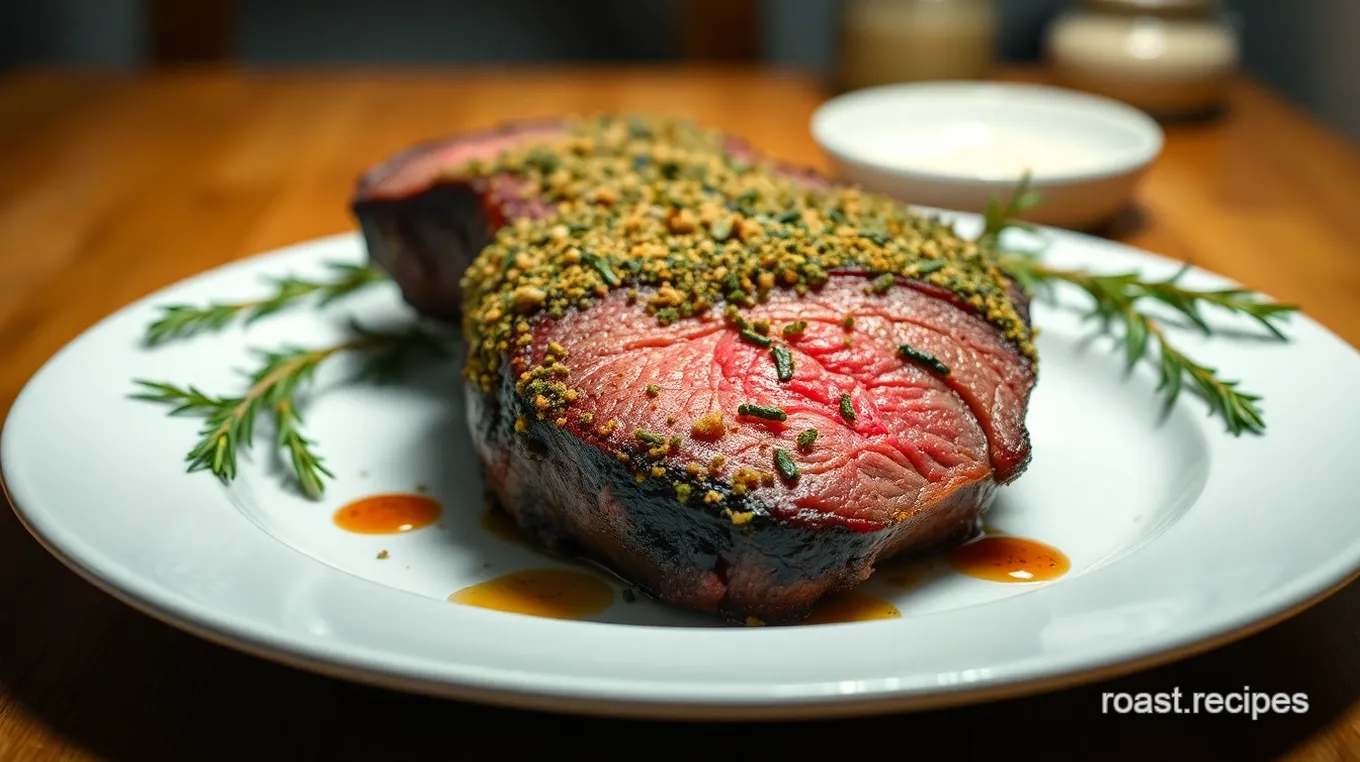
[{"xmin": 0, "ymin": 2, "xmax": 1355, "ymax": 147}]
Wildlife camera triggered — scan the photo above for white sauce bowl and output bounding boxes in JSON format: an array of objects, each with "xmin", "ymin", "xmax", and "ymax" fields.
[{"xmin": 810, "ymin": 82, "xmax": 1164, "ymax": 230}]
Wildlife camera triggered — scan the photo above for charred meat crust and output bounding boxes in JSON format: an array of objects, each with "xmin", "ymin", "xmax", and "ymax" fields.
[
  {"xmin": 469, "ymin": 370, "xmax": 993, "ymax": 625},
  {"xmin": 352, "ymin": 120, "xmax": 565, "ymax": 319},
  {"xmin": 353, "ymin": 182, "xmax": 492, "ymax": 321}
]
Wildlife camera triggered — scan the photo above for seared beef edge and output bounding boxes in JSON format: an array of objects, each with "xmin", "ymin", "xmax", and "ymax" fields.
[
  {"xmin": 354, "ymin": 182, "xmax": 492, "ymax": 321},
  {"xmin": 467, "ymin": 362, "xmax": 996, "ymax": 626}
]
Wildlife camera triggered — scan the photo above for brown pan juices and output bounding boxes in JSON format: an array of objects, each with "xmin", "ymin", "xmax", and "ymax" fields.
[
  {"xmin": 800, "ymin": 591, "xmax": 902, "ymax": 625},
  {"xmin": 333, "ymin": 493, "xmax": 442, "ymax": 534},
  {"xmin": 449, "ymin": 569, "xmax": 615, "ymax": 620},
  {"xmin": 948, "ymin": 536, "xmax": 1070, "ymax": 583}
]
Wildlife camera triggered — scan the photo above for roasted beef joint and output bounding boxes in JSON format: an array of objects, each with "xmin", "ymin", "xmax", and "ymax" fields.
[{"xmin": 352, "ymin": 116, "xmax": 1037, "ymax": 624}]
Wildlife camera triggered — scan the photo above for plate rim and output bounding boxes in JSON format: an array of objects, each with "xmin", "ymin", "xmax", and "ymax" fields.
[
  {"xmin": 8, "ymin": 492, "xmax": 1354, "ymax": 721},
  {"xmin": 5, "ymin": 225, "xmax": 1360, "ymax": 719}
]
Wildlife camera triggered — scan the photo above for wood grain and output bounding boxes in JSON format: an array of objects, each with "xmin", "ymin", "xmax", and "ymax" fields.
[{"xmin": 2, "ymin": 66, "xmax": 1359, "ymax": 762}]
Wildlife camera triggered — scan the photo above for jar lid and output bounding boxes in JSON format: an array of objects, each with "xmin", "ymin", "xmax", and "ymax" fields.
[{"xmin": 1085, "ymin": 0, "xmax": 1217, "ymax": 15}]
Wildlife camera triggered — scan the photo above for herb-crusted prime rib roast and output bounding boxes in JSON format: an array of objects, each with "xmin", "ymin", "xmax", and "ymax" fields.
[{"xmin": 352, "ymin": 116, "xmax": 1038, "ymax": 624}]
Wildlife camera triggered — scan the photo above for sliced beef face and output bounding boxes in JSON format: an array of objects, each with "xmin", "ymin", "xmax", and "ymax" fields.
[
  {"xmin": 469, "ymin": 273, "xmax": 1032, "ymax": 623},
  {"xmin": 351, "ymin": 121, "xmax": 565, "ymax": 319}
]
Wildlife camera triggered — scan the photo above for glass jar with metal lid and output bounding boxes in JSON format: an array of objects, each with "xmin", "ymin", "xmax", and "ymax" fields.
[
  {"xmin": 1045, "ymin": 0, "xmax": 1240, "ymax": 118},
  {"xmin": 839, "ymin": 0, "xmax": 998, "ymax": 91}
]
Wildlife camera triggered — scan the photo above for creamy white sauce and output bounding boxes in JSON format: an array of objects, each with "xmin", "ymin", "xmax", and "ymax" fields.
[{"xmin": 866, "ymin": 121, "xmax": 1104, "ymax": 178}]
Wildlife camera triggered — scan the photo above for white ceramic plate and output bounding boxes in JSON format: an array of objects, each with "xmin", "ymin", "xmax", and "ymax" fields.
[
  {"xmin": 811, "ymin": 82, "xmax": 1164, "ymax": 229},
  {"xmin": 6, "ymin": 218, "xmax": 1360, "ymax": 720}
]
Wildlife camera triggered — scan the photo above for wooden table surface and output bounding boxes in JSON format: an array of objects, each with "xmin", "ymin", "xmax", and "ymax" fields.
[{"xmin": 2, "ymin": 66, "xmax": 1360, "ymax": 761}]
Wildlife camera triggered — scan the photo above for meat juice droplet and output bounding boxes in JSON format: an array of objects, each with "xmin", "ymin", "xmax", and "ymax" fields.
[
  {"xmin": 448, "ymin": 569, "xmax": 615, "ymax": 620},
  {"xmin": 333, "ymin": 493, "xmax": 443, "ymax": 534},
  {"xmin": 947, "ymin": 536, "xmax": 1070, "ymax": 583},
  {"xmin": 800, "ymin": 591, "xmax": 901, "ymax": 625}
]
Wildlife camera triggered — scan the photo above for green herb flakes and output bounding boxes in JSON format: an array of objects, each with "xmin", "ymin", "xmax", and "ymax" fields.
[
  {"xmin": 838, "ymin": 394, "xmax": 856, "ymax": 422},
  {"xmin": 774, "ymin": 448, "xmax": 799, "ymax": 482},
  {"xmin": 634, "ymin": 429, "xmax": 667, "ymax": 445},
  {"xmin": 772, "ymin": 345, "xmax": 794, "ymax": 382},
  {"xmin": 898, "ymin": 345, "xmax": 951, "ymax": 376},
  {"xmin": 796, "ymin": 428, "xmax": 818, "ymax": 450},
  {"xmin": 737, "ymin": 403, "xmax": 787, "ymax": 422},
  {"xmin": 740, "ymin": 329, "xmax": 773, "ymax": 348}
]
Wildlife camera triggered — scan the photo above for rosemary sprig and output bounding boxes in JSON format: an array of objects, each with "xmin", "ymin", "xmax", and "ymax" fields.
[
  {"xmin": 143, "ymin": 261, "xmax": 388, "ymax": 346},
  {"xmin": 977, "ymin": 176, "xmax": 1298, "ymax": 436},
  {"xmin": 999, "ymin": 258, "xmax": 1298, "ymax": 340},
  {"xmin": 978, "ymin": 171, "xmax": 1043, "ymax": 252},
  {"xmin": 1140, "ymin": 311, "xmax": 1267, "ymax": 435},
  {"xmin": 996, "ymin": 256, "xmax": 1295, "ymax": 435},
  {"xmin": 132, "ymin": 321, "xmax": 447, "ymax": 498}
]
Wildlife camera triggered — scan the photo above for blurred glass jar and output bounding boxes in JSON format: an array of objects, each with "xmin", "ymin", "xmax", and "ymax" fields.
[
  {"xmin": 1046, "ymin": 0, "xmax": 1240, "ymax": 119},
  {"xmin": 839, "ymin": 0, "xmax": 997, "ymax": 91}
]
